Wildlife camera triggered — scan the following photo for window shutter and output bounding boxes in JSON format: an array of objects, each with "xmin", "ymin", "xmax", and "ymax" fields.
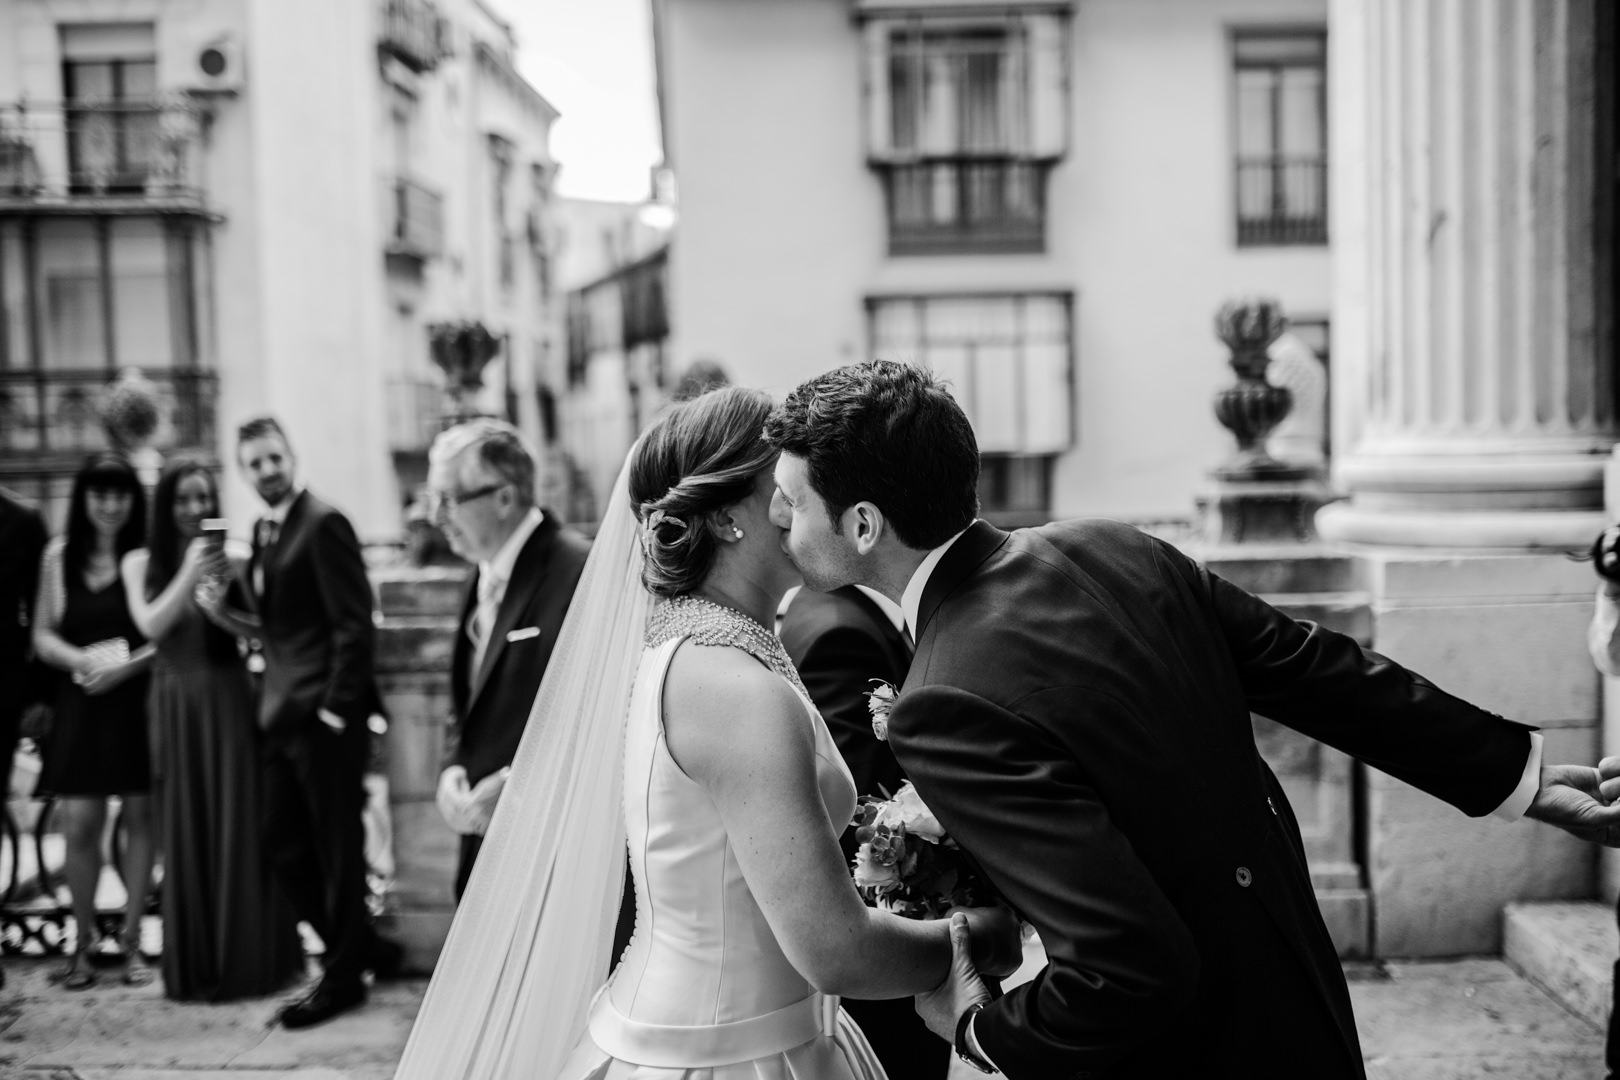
[
  {"xmin": 863, "ymin": 20, "xmax": 893, "ymax": 160},
  {"xmin": 1027, "ymin": 13, "xmax": 1067, "ymax": 159}
]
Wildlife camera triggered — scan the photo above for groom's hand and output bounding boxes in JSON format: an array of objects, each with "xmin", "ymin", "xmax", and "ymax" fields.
[
  {"xmin": 951, "ymin": 904, "xmax": 1023, "ymax": 978},
  {"xmin": 1526, "ymin": 763, "xmax": 1620, "ymax": 846},
  {"xmin": 916, "ymin": 912, "xmax": 992, "ymax": 1042}
]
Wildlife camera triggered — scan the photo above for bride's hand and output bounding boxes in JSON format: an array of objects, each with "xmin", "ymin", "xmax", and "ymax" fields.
[
  {"xmin": 953, "ymin": 904, "xmax": 1023, "ymax": 978},
  {"xmin": 915, "ymin": 912, "xmax": 992, "ymax": 1042}
]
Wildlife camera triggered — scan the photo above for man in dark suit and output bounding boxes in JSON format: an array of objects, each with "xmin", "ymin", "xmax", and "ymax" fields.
[
  {"xmin": 779, "ymin": 584, "xmax": 950, "ymax": 1080},
  {"xmin": 0, "ymin": 487, "xmax": 46, "ymax": 993},
  {"xmin": 426, "ymin": 420, "xmax": 590, "ymax": 899},
  {"xmin": 764, "ymin": 360, "xmax": 1620, "ymax": 1080},
  {"xmin": 0, "ymin": 487, "xmax": 46, "ymax": 791},
  {"xmin": 238, "ymin": 416, "xmax": 400, "ymax": 1029}
]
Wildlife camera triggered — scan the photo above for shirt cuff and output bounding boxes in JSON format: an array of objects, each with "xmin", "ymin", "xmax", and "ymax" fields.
[
  {"xmin": 1492, "ymin": 730, "xmax": 1544, "ymax": 822},
  {"xmin": 967, "ymin": 1013, "xmax": 1002, "ymax": 1073}
]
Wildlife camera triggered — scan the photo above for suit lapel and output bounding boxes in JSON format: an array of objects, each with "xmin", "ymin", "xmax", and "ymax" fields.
[
  {"xmin": 914, "ymin": 520, "xmax": 1009, "ymax": 645},
  {"xmin": 259, "ymin": 490, "xmax": 309, "ymax": 609},
  {"xmin": 467, "ymin": 515, "xmax": 559, "ymax": 711}
]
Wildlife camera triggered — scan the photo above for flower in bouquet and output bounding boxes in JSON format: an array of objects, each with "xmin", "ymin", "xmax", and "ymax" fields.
[
  {"xmin": 866, "ymin": 679, "xmax": 897, "ymax": 741},
  {"xmin": 851, "ymin": 781, "xmax": 983, "ymax": 919}
]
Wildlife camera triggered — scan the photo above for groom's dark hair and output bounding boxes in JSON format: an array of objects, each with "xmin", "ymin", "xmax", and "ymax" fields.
[{"xmin": 764, "ymin": 360, "xmax": 978, "ymax": 550}]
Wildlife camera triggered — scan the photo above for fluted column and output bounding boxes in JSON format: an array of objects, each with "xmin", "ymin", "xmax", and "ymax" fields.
[{"xmin": 1319, "ymin": 0, "xmax": 1617, "ymax": 548}]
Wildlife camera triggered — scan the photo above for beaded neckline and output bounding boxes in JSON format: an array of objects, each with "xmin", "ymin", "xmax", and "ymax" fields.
[{"xmin": 645, "ymin": 594, "xmax": 807, "ymax": 698}]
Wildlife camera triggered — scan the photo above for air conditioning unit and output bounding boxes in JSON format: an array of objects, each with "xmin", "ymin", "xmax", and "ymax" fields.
[{"xmin": 192, "ymin": 36, "xmax": 243, "ymax": 95}]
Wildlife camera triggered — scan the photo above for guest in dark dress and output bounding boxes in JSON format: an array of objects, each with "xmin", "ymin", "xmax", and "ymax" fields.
[
  {"xmin": 32, "ymin": 453, "xmax": 156, "ymax": 990},
  {"xmin": 120, "ymin": 458, "xmax": 304, "ymax": 1001}
]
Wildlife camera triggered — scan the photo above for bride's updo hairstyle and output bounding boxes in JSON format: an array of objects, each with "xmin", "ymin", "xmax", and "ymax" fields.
[{"xmin": 629, "ymin": 386, "xmax": 778, "ymax": 598}]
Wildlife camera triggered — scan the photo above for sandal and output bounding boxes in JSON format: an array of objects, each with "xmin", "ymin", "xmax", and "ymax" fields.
[
  {"xmin": 61, "ymin": 950, "xmax": 96, "ymax": 991},
  {"xmin": 122, "ymin": 949, "xmax": 154, "ymax": 988}
]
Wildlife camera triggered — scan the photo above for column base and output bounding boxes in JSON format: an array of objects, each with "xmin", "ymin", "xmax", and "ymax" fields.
[{"xmin": 1316, "ymin": 504, "xmax": 1606, "ymax": 550}]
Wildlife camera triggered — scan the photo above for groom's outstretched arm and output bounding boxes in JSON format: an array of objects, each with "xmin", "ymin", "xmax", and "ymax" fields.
[{"xmin": 889, "ymin": 684, "xmax": 1198, "ymax": 1079}]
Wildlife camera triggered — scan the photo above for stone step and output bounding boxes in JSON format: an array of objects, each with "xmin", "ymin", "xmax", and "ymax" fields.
[
  {"xmin": 1267, "ymin": 591, "xmax": 1374, "ymax": 645},
  {"xmin": 373, "ymin": 566, "xmax": 471, "ymax": 617},
  {"xmin": 1191, "ymin": 547, "xmax": 1365, "ymax": 595},
  {"xmin": 1502, "ymin": 900, "xmax": 1616, "ymax": 1030}
]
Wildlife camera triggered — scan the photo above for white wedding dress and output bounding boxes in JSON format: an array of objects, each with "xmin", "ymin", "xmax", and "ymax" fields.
[{"xmin": 559, "ymin": 636, "xmax": 888, "ymax": 1080}]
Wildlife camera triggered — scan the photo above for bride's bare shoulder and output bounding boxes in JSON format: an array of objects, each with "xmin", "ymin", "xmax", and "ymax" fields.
[{"xmin": 662, "ymin": 641, "xmax": 810, "ymax": 778}]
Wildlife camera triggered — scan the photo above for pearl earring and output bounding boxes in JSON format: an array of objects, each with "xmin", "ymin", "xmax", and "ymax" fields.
[{"xmin": 732, "ymin": 526, "xmax": 744, "ymax": 539}]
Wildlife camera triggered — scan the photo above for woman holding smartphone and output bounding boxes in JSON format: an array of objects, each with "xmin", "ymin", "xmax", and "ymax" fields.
[{"xmin": 121, "ymin": 457, "xmax": 303, "ymax": 1001}]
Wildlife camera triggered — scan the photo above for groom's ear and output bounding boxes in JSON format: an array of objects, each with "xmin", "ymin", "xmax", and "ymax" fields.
[{"xmin": 845, "ymin": 501, "xmax": 886, "ymax": 556}]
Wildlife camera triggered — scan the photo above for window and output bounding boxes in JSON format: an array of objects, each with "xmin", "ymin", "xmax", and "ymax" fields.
[
  {"xmin": 867, "ymin": 293, "xmax": 1073, "ymax": 518},
  {"xmin": 1232, "ymin": 29, "xmax": 1327, "ymax": 246},
  {"xmin": 61, "ymin": 24, "xmax": 159, "ymax": 194},
  {"xmin": 863, "ymin": 12, "xmax": 1069, "ymax": 255}
]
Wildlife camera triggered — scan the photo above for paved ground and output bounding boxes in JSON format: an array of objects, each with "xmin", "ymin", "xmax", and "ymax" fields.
[{"xmin": 0, "ymin": 953, "xmax": 1604, "ymax": 1079}]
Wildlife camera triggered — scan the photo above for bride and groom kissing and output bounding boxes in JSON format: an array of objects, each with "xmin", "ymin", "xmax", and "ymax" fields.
[{"xmin": 397, "ymin": 360, "xmax": 1620, "ymax": 1080}]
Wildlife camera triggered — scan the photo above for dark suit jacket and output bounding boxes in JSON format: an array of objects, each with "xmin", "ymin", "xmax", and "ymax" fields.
[
  {"xmin": 779, "ymin": 585, "xmax": 951, "ymax": 1080},
  {"xmin": 779, "ymin": 586, "xmax": 911, "ymax": 858},
  {"xmin": 0, "ymin": 489, "xmax": 46, "ymax": 726},
  {"xmin": 445, "ymin": 511, "xmax": 590, "ymax": 785},
  {"xmin": 887, "ymin": 519, "xmax": 1533, "ymax": 1080},
  {"xmin": 252, "ymin": 490, "xmax": 382, "ymax": 741}
]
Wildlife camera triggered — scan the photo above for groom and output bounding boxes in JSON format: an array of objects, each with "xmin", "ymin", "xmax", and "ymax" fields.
[{"xmin": 764, "ymin": 361, "xmax": 1620, "ymax": 1080}]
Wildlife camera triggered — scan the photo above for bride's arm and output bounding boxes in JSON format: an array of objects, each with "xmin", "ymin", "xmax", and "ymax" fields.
[{"xmin": 663, "ymin": 643, "xmax": 957, "ymax": 999}]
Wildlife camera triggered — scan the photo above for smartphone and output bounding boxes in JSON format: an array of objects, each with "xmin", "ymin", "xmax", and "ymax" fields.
[{"xmin": 200, "ymin": 517, "xmax": 229, "ymax": 551}]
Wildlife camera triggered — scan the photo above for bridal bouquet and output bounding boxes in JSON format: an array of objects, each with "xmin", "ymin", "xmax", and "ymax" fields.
[{"xmin": 851, "ymin": 781, "xmax": 986, "ymax": 918}]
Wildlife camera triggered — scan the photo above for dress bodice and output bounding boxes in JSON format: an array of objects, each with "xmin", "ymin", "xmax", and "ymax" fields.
[
  {"xmin": 607, "ymin": 635, "xmax": 858, "ymax": 1027},
  {"xmin": 152, "ymin": 599, "xmax": 218, "ymax": 676}
]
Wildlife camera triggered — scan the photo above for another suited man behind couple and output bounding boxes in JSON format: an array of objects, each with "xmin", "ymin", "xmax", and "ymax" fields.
[
  {"xmin": 778, "ymin": 584, "xmax": 949, "ymax": 1080},
  {"xmin": 426, "ymin": 419, "xmax": 590, "ymax": 899},
  {"xmin": 236, "ymin": 416, "xmax": 402, "ymax": 1029},
  {"xmin": 765, "ymin": 360, "xmax": 1620, "ymax": 1080}
]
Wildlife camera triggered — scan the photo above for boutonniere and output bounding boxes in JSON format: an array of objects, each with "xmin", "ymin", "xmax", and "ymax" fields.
[{"xmin": 866, "ymin": 679, "xmax": 898, "ymax": 741}]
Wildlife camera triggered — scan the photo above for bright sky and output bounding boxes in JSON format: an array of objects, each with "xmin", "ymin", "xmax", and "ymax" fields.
[{"xmin": 491, "ymin": 0, "xmax": 664, "ymax": 203}]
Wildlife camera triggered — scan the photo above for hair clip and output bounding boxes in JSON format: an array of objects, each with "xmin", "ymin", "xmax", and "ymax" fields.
[{"xmin": 645, "ymin": 508, "xmax": 691, "ymax": 546}]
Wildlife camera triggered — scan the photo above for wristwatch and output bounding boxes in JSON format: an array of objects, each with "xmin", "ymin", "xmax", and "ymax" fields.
[{"xmin": 954, "ymin": 1002, "xmax": 998, "ymax": 1074}]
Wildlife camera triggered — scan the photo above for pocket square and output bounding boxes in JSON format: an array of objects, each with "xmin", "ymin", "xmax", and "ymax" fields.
[{"xmin": 506, "ymin": 626, "xmax": 541, "ymax": 643}]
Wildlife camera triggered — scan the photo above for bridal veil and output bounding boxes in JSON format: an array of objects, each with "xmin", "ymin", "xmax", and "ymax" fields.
[{"xmin": 394, "ymin": 451, "xmax": 648, "ymax": 1079}]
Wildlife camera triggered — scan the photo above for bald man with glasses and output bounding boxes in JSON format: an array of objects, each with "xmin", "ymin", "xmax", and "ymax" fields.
[{"xmin": 426, "ymin": 420, "xmax": 591, "ymax": 899}]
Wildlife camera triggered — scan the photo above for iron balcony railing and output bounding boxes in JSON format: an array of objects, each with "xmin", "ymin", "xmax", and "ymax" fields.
[
  {"xmin": 387, "ymin": 177, "xmax": 445, "ymax": 259},
  {"xmin": 884, "ymin": 157, "xmax": 1048, "ymax": 254},
  {"xmin": 380, "ymin": 0, "xmax": 446, "ymax": 73},
  {"xmin": 1236, "ymin": 155, "xmax": 1328, "ymax": 245},
  {"xmin": 0, "ymin": 99, "xmax": 206, "ymax": 207},
  {"xmin": 0, "ymin": 367, "xmax": 217, "ymax": 457}
]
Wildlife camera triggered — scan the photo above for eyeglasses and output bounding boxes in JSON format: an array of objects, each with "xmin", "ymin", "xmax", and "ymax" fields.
[{"xmin": 428, "ymin": 482, "xmax": 507, "ymax": 516}]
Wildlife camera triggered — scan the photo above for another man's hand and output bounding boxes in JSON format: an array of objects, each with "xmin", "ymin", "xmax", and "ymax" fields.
[
  {"xmin": 436, "ymin": 765, "xmax": 472, "ymax": 832},
  {"xmin": 1527, "ymin": 762, "xmax": 1620, "ymax": 846},
  {"xmin": 464, "ymin": 768, "xmax": 510, "ymax": 836}
]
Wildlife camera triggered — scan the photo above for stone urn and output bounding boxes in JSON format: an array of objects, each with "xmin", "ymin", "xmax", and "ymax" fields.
[
  {"xmin": 99, "ymin": 368, "xmax": 166, "ymax": 485},
  {"xmin": 428, "ymin": 320, "xmax": 501, "ymax": 423},
  {"xmin": 1212, "ymin": 299, "xmax": 1293, "ymax": 478}
]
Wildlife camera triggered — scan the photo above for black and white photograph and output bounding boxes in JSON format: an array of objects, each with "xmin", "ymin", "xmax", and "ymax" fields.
[{"xmin": 2, "ymin": 1, "xmax": 1620, "ymax": 1078}]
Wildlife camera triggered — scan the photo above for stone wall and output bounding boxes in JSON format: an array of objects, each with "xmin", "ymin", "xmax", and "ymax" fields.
[{"xmin": 371, "ymin": 564, "xmax": 468, "ymax": 972}]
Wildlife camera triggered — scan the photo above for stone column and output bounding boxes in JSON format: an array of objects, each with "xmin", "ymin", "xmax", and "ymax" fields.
[
  {"xmin": 1322, "ymin": 0, "xmax": 1616, "ymax": 958},
  {"xmin": 1320, "ymin": 0, "xmax": 1616, "ymax": 549}
]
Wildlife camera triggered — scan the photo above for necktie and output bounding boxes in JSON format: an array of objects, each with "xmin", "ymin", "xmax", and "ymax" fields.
[
  {"xmin": 903, "ymin": 623, "xmax": 917, "ymax": 654},
  {"xmin": 469, "ymin": 569, "xmax": 504, "ymax": 677},
  {"xmin": 253, "ymin": 517, "xmax": 279, "ymax": 598}
]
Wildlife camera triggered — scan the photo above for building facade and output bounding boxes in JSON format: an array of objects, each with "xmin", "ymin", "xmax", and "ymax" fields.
[
  {"xmin": 650, "ymin": 0, "xmax": 1333, "ymax": 526},
  {"xmin": 0, "ymin": 0, "xmax": 561, "ymax": 538}
]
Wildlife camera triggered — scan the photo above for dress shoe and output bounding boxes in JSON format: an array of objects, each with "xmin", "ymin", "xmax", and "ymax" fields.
[
  {"xmin": 366, "ymin": 933, "xmax": 406, "ymax": 980},
  {"xmin": 276, "ymin": 979, "xmax": 366, "ymax": 1030}
]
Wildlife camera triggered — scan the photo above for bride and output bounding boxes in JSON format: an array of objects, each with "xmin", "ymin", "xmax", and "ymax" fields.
[{"xmin": 395, "ymin": 386, "xmax": 1020, "ymax": 1079}]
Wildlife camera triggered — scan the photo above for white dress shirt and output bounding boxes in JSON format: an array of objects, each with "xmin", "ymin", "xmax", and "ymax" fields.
[{"xmin": 469, "ymin": 507, "xmax": 544, "ymax": 676}]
